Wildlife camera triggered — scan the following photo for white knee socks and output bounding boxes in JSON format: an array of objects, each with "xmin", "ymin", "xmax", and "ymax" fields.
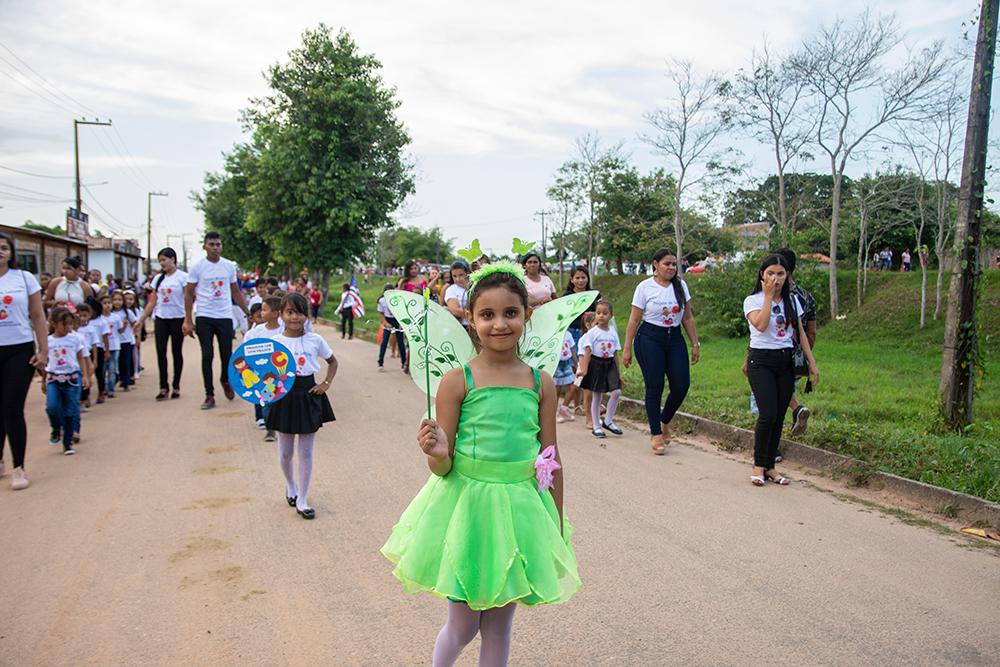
[
  {"xmin": 277, "ymin": 433, "xmax": 297, "ymax": 499},
  {"xmin": 432, "ymin": 601, "xmax": 516, "ymax": 667},
  {"xmin": 296, "ymin": 433, "xmax": 315, "ymax": 512}
]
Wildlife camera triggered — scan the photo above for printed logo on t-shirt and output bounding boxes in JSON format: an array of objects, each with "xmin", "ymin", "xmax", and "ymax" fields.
[
  {"xmin": 54, "ymin": 346, "xmax": 68, "ymax": 366},
  {"xmin": 773, "ymin": 305, "xmax": 790, "ymax": 338},
  {"xmin": 210, "ymin": 279, "xmax": 224, "ymax": 298},
  {"xmin": 662, "ymin": 304, "xmax": 681, "ymax": 326},
  {"xmin": 0, "ymin": 293, "xmax": 12, "ymax": 321},
  {"xmin": 597, "ymin": 340, "xmax": 614, "ymax": 358},
  {"xmin": 159, "ymin": 286, "xmax": 173, "ymax": 304}
]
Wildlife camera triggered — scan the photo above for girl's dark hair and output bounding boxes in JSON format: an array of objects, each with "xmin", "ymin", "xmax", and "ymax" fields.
[
  {"xmin": 342, "ymin": 283, "xmax": 350, "ymax": 291},
  {"xmin": 85, "ymin": 296, "xmax": 103, "ymax": 314},
  {"xmin": 0, "ymin": 231, "xmax": 19, "ymax": 269},
  {"xmin": 382, "ymin": 283, "xmax": 394, "ymax": 294},
  {"xmin": 594, "ymin": 298, "xmax": 614, "ymax": 316},
  {"xmin": 49, "ymin": 305, "xmax": 75, "ymax": 326},
  {"xmin": 753, "ymin": 253, "xmax": 797, "ymax": 329},
  {"xmin": 403, "ymin": 260, "xmax": 419, "ymax": 280},
  {"xmin": 450, "ymin": 260, "xmax": 470, "ymax": 274},
  {"xmin": 467, "ymin": 270, "xmax": 529, "ymax": 314},
  {"xmin": 581, "ymin": 311, "xmax": 596, "ymax": 332},
  {"xmin": 652, "ymin": 248, "xmax": 687, "ymax": 309},
  {"xmin": 563, "ymin": 265, "xmax": 591, "ymax": 294},
  {"xmin": 76, "ymin": 303, "xmax": 92, "ymax": 316},
  {"xmin": 153, "ymin": 247, "xmax": 178, "ymax": 290},
  {"xmin": 280, "ymin": 292, "xmax": 309, "ymax": 316},
  {"xmin": 519, "ymin": 251, "xmax": 547, "ymax": 275},
  {"xmin": 64, "ymin": 255, "xmax": 84, "ymax": 270}
]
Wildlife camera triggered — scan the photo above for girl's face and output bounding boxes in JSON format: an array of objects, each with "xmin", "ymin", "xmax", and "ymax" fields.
[
  {"xmin": 79, "ymin": 311, "xmax": 91, "ymax": 326},
  {"xmin": 408, "ymin": 264, "xmax": 419, "ymax": 279},
  {"xmin": 62, "ymin": 262, "xmax": 77, "ymax": 280},
  {"xmin": 51, "ymin": 317, "xmax": 73, "ymax": 336},
  {"xmin": 451, "ymin": 268, "xmax": 468, "ymax": 287},
  {"xmin": 281, "ymin": 305, "xmax": 306, "ymax": 333},
  {"xmin": 428, "ymin": 268, "xmax": 440, "ymax": 284},
  {"xmin": 158, "ymin": 254, "xmax": 176, "ymax": 272},
  {"xmin": 124, "ymin": 293, "xmax": 136, "ymax": 308},
  {"xmin": 653, "ymin": 255, "xmax": 678, "ymax": 281},
  {"xmin": 111, "ymin": 293, "xmax": 124, "ymax": 310},
  {"xmin": 595, "ymin": 304, "xmax": 612, "ymax": 328},
  {"xmin": 101, "ymin": 298, "xmax": 112, "ymax": 315},
  {"xmin": 523, "ymin": 256, "xmax": 541, "ymax": 276},
  {"xmin": 761, "ymin": 264, "xmax": 787, "ymax": 292},
  {"xmin": 469, "ymin": 286, "xmax": 529, "ymax": 353},
  {"xmin": 0, "ymin": 240, "xmax": 11, "ymax": 268},
  {"xmin": 571, "ymin": 270, "xmax": 589, "ymax": 291}
]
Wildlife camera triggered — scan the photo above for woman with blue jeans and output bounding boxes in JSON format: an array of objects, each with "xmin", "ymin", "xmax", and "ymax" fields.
[{"xmin": 623, "ymin": 249, "xmax": 700, "ymax": 455}]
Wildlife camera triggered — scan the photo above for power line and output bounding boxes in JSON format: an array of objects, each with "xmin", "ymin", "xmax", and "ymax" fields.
[
  {"xmin": 0, "ymin": 189, "xmax": 72, "ymax": 203},
  {"xmin": 82, "ymin": 185, "xmax": 143, "ymax": 233},
  {"xmin": 0, "ymin": 41, "xmax": 101, "ymax": 117},
  {"xmin": 0, "ymin": 180, "xmax": 70, "ymax": 198},
  {"xmin": 0, "ymin": 164, "xmax": 74, "ymax": 179},
  {"xmin": 0, "ymin": 63, "xmax": 77, "ymax": 114}
]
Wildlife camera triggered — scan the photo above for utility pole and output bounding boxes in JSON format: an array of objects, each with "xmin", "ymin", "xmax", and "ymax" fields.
[
  {"xmin": 181, "ymin": 233, "xmax": 193, "ymax": 271},
  {"xmin": 939, "ymin": 0, "xmax": 998, "ymax": 429},
  {"xmin": 74, "ymin": 118, "xmax": 112, "ymax": 213},
  {"xmin": 534, "ymin": 209, "xmax": 550, "ymax": 262},
  {"xmin": 146, "ymin": 192, "xmax": 168, "ymax": 275}
]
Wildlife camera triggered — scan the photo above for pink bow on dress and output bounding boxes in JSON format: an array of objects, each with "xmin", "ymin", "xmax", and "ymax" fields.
[{"xmin": 534, "ymin": 445, "xmax": 561, "ymax": 493}]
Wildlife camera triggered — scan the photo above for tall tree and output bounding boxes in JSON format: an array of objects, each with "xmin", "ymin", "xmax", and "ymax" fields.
[
  {"xmin": 641, "ymin": 59, "xmax": 728, "ymax": 260},
  {"xmin": 546, "ymin": 173, "xmax": 583, "ymax": 285},
  {"xmin": 940, "ymin": 0, "xmax": 998, "ymax": 429},
  {"xmin": 595, "ymin": 167, "xmax": 675, "ymax": 273},
  {"xmin": 849, "ymin": 170, "xmax": 910, "ymax": 305},
  {"xmin": 790, "ymin": 10, "xmax": 946, "ymax": 318},
  {"xmin": 242, "ymin": 26, "xmax": 413, "ymax": 301},
  {"xmin": 191, "ymin": 143, "xmax": 274, "ymax": 271},
  {"xmin": 731, "ymin": 42, "xmax": 814, "ymax": 243}
]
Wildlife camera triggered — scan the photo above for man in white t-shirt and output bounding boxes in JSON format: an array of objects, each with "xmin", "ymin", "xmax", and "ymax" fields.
[{"xmin": 182, "ymin": 232, "xmax": 250, "ymax": 410}]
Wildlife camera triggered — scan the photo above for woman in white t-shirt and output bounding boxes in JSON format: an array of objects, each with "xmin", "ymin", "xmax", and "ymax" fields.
[
  {"xmin": 743, "ymin": 253, "xmax": 819, "ymax": 487},
  {"xmin": 622, "ymin": 248, "xmax": 701, "ymax": 455},
  {"xmin": 521, "ymin": 252, "xmax": 556, "ymax": 307},
  {"xmin": 135, "ymin": 248, "xmax": 189, "ymax": 401},
  {"xmin": 0, "ymin": 231, "xmax": 49, "ymax": 490},
  {"xmin": 443, "ymin": 260, "xmax": 470, "ymax": 327}
]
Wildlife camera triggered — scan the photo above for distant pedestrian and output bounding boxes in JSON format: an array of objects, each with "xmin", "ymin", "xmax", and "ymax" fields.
[
  {"xmin": 308, "ymin": 286, "xmax": 322, "ymax": 322},
  {"xmin": 337, "ymin": 284, "xmax": 355, "ymax": 340},
  {"xmin": 902, "ymin": 249, "xmax": 912, "ymax": 272},
  {"xmin": 376, "ymin": 284, "xmax": 407, "ymax": 373}
]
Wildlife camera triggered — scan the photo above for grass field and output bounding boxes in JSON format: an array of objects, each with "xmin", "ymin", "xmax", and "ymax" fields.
[{"xmin": 324, "ymin": 270, "xmax": 1000, "ymax": 503}]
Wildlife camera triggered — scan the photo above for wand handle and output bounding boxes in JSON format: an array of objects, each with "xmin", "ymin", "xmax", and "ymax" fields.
[{"xmin": 423, "ymin": 289, "xmax": 432, "ymax": 417}]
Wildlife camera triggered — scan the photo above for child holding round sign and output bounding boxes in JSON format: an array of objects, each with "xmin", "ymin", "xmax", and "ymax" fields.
[{"xmin": 266, "ymin": 293, "xmax": 337, "ymax": 519}]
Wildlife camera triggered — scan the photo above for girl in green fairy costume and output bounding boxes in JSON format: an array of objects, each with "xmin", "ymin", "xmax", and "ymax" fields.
[{"xmin": 382, "ymin": 256, "xmax": 586, "ymax": 667}]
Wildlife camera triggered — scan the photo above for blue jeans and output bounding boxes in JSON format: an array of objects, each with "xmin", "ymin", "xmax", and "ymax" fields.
[
  {"xmin": 633, "ymin": 322, "xmax": 690, "ymax": 435},
  {"xmin": 254, "ymin": 403, "xmax": 271, "ymax": 423},
  {"xmin": 46, "ymin": 376, "xmax": 82, "ymax": 447},
  {"xmin": 104, "ymin": 350, "xmax": 119, "ymax": 394},
  {"xmin": 378, "ymin": 319, "xmax": 407, "ymax": 367}
]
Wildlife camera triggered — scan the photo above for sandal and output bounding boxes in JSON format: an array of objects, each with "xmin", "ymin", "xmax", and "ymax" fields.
[
  {"xmin": 170, "ymin": 390, "xmax": 181, "ymax": 399},
  {"xmin": 156, "ymin": 389, "xmax": 169, "ymax": 401},
  {"xmin": 766, "ymin": 473, "xmax": 790, "ymax": 485},
  {"xmin": 651, "ymin": 437, "xmax": 666, "ymax": 456},
  {"xmin": 751, "ymin": 475, "xmax": 766, "ymax": 487}
]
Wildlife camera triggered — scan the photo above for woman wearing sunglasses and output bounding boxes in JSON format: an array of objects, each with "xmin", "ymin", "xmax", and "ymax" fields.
[{"xmin": 743, "ymin": 253, "xmax": 819, "ymax": 487}]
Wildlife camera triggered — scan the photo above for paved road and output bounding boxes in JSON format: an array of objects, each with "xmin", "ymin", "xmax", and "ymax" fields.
[{"xmin": 2, "ymin": 324, "xmax": 998, "ymax": 666}]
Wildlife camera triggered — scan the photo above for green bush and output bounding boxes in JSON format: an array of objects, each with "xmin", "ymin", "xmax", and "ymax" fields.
[{"xmin": 691, "ymin": 259, "xmax": 758, "ymax": 337}]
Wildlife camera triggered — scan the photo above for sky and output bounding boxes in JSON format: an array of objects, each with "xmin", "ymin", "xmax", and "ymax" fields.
[{"xmin": 0, "ymin": 0, "xmax": 982, "ymax": 267}]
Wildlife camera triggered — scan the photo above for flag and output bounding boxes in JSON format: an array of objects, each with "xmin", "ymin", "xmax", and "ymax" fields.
[{"xmin": 350, "ymin": 275, "xmax": 365, "ymax": 318}]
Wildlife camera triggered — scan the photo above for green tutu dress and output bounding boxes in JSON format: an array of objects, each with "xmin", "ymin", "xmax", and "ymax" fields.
[{"xmin": 381, "ymin": 365, "xmax": 580, "ymax": 611}]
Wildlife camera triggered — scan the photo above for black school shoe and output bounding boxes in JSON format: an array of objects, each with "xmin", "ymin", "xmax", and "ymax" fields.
[
  {"xmin": 286, "ymin": 495, "xmax": 297, "ymax": 507},
  {"xmin": 602, "ymin": 422, "xmax": 624, "ymax": 436},
  {"xmin": 297, "ymin": 507, "xmax": 315, "ymax": 520}
]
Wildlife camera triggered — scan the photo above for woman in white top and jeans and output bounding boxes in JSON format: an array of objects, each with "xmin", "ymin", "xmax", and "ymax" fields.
[
  {"xmin": 0, "ymin": 231, "xmax": 49, "ymax": 490},
  {"xmin": 743, "ymin": 253, "xmax": 819, "ymax": 487}
]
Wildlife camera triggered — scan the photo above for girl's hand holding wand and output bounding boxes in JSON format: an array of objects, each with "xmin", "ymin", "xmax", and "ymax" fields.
[{"xmin": 418, "ymin": 418, "xmax": 450, "ymax": 462}]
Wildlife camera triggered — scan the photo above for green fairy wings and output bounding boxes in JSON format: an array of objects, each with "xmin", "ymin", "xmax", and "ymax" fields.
[{"xmin": 385, "ymin": 288, "xmax": 598, "ymax": 403}]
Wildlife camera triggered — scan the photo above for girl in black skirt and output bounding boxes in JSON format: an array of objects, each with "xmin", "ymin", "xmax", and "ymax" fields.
[
  {"xmin": 576, "ymin": 299, "xmax": 624, "ymax": 442},
  {"xmin": 266, "ymin": 293, "xmax": 338, "ymax": 519}
]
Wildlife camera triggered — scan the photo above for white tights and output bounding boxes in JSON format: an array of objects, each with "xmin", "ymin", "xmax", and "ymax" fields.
[
  {"xmin": 277, "ymin": 432, "xmax": 316, "ymax": 511},
  {"xmin": 432, "ymin": 601, "xmax": 517, "ymax": 667},
  {"xmin": 591, "ymin": 389, "xmax": 621, "ymax": 429}
]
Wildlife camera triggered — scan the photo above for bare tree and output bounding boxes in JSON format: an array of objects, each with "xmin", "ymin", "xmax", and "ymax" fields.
[
  {"xmin": 547, "ymin": 173, "xmax": 583, "ymax": 286},
  {"xmin": 791, "ymin": 10, "xmax": 946, "ymax": 318},
  {"xmin": 641, "ymin": 59, "xmax": 728, "ymax": 261},
  {"xmin": 731, "ymin": 41, "xmax": 815, "ymax": 241}
]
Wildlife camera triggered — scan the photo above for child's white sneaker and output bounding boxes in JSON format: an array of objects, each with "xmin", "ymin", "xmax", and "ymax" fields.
[
  {"xmin": 11, "ymin": 466, "xmax": 29, "ymax": 490},
  {"xmin": 256, "ymin": 419, "xmax": 266, "ymax": 430},
  {"xmin": 558, "ymin": 405, "xmax": 575, "ymax": 422}
]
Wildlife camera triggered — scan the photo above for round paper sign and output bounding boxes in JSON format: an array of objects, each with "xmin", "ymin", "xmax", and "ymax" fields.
[{"xmin": 228, "ymin": 339, "xmax": 298, "ymax": 406}]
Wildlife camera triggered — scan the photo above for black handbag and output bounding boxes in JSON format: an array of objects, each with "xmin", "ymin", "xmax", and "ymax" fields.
[{"xmin": 786, "ymin": 294, "xmax": 810, "ymax": 378}]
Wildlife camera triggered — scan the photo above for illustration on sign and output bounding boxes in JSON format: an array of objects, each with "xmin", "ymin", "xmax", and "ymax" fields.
[{"xmin": 228, "ymin": 339, "xmax": 297, "ymax": 406}]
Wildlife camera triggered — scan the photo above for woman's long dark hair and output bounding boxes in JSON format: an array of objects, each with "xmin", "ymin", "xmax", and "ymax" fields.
[
  {"xmin": 152, "ymin": 247, "xmax": 178, "ymax": 290},
  {"xmin": 753, "ymin": 253, "xmax": 797, "ymax": 330},
  {"xmin": 652, "ymin": 248, "xmax": 686, "ymax": 309},
  {"xmin": 563, "ymin": 265, "xmax": 591, "ymax": 294},
  {"xmin": 0, "ymin": 231, "xmax": 19, "ymax": 269}
]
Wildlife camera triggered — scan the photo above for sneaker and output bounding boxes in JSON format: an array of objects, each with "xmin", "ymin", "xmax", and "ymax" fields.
[
  {"xmin": 96, "ymin": 395, "xmax": 106, "ymax": 404},
  {"xmin": 602, "ymin": 422, "xmax": 623, "ymax": 436},
  {"xmin": 50, "ymin": 429, "xmax": 61, "ymax": 445},
  {"xmin": 558, "ymin": 405, "xmax": 575, "ymax": 422},
  {"xmin": 80, "ymin": 404, "xmax": 89, "ymax": 413},
  {"xmin": 378, "ymin": 366, "xmax": 385, "ymax": 373},
  {"xmin": 201, "ymin": 396, "xmax": 216, "ymax": 410},
  {"xmin": 791, "ymin": 406, "xmax": 810, "ymax": 437},
  {"xmin": 11, "ymin": 466, "xmax": 29, "ymax": 490},
  {"xmin": 264, "ymin": 430, "xmax": 276, "ymax": 442},
  {"xmin": 63, "ymin": 446, "xmax": 76, "ymax": 456},
  {"xmin": 592, "ymin": 428, "xmax": 606, "ymax": 439},
  {"xmin": 256, "ymin": 419, "xmax": 266, "ymax": 430},
  {"xmin": 222, "ymin": 382, "xmax": 236, "ymax": 401}
]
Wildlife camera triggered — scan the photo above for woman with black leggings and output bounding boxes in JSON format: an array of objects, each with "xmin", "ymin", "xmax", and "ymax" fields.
[
  {"xmin": 0, "ymin": 231, "xmax": 49, "ymax": 490},
  {"xmin": 623, "ymin": 248, "xmax": 700, "ymax": 455},
  {"xmin": 134, "ymin": 248, "xmax": 188, "ymax": 400},
  {"xmin": 743, "ymin": 253, "xmax": 819, "ymax": 487}
]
